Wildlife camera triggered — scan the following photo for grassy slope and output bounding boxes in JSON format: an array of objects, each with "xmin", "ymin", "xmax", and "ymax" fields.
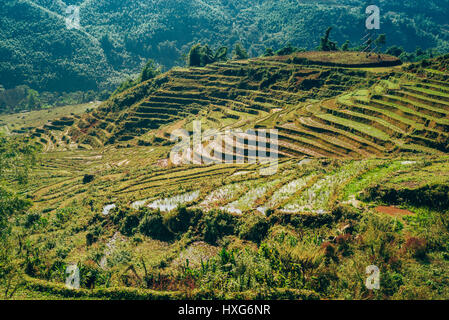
[
  {"xmin": 29, "ymin": 52, "xmax": 403, "ymax": 152},
  {"xmin": 0, "ymin": 102, "xmax": 101, "ymax": 134},
  {"xmin": 33, "ymin": 52, "xmax": 449, "ymax": 160},
  {"xmin": 11, "ymin": 152, "xmax": 449, "ymax": 300},
  {"xmin": 3, "ymin": 52, "xmax": 449, "ymax": 300}
]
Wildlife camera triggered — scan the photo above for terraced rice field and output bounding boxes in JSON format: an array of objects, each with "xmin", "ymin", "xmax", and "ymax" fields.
[
  {"xmin": 10, "ymin": 52, "xmax": 449, "ymax": 300},
  {"xmin": 28, "ymin": 145, "xmax": 437, "ymax": 220},
  {"xmin": 23, "ymin": 54, "xmax": 449, "ymax": 218},
  {"xmin": 273, "ymin": 73, "xmax": 449, "ymax": 158},
  {"xmin": 28, "ymin": 54, "xmax": 385, "ymax": 152}
]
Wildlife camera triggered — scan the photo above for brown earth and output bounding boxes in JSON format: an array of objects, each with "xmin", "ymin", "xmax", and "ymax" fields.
[{"xmin": 375, "ymin": 206, "xmax": 414, "ymax": 217}]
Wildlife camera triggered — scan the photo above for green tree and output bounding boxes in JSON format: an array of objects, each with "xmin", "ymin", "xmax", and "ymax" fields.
[
  {"xmin": 233, "ymin": 43, "xmax": 249, "ymax": 60},
  {"xmin": 213, "ymin": 46, "xmax": 228, "ymax": 62},
  {"xmin": 188, "ymin": 44, "xmax": 228, "ymax": 67},
  {"xmin": 341, "ymin": 40, "xmax": 350, "ymax": 51},
  {"xmin": 140, "ymin": 59, "xmax": 161, "ymax": 82},
  {"xmin": 263, "ymin": 47, "xmax": 274, "ymax": 57},
  {"xmin": 319, "ymin": 27, "xmax": 338, "ymax": 51},
  {"xmin": 374, "ymin": 34, "xmax": 387, "ymax": 51},
  {"xmin": 188, "ymin": 43, "xmax": 204, "ymax": 67},
  {"xmin": 25, "ymin": 89, "xmax": 40, "ymax": 109},
  {"xmin": 386, "ymin": 46, "xmax": 404, "ymax": 57},
  {"xmin": 276, "ymin": 43, "xmax": 296, "ymax": 56}
]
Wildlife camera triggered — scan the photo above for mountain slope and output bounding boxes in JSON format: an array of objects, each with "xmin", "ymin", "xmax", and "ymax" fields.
[
  {"xmin": 30, "ymin": 52, "xmax": 449, "ymax": 159},
  {"xmin": 28, "ymin": 52, "xmax": 398, "ymax": 149},
  {"xmin": 5, "ymin": 51, "xmax": 449, "ymax": 301},
  {"xmin": 2, "ymin": 0, "xmax": 449, "ymax": 93}
]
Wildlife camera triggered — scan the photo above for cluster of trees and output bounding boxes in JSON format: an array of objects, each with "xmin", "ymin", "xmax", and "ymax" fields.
[
  {"xmin": 110, "ymin": 27, "xmax": 443, "ymax": 97},
  {"xmin": 0, "ymin": 85, "xmax": 110, "ymax": 115},
  {"xmin": 3, "ymin": 0, "xmax": 449, "ymax": 94},
  {"xmin": 0, "ymin": 134, "xmax": 38, "ymax": 298},
  {"xmin": 186, "ymin": 43, "xmax": 249, "ymax": 67},
  {"xmin": 111, "ymin": 59, "xmax": 162, "ymax": 96},
  {"xmin": 385, "ymin": 46, "xmax": 440, "ymax": 62},
  {"xmin": 311, "ymin": 27, "xmax": 431, "ymax": 63}
]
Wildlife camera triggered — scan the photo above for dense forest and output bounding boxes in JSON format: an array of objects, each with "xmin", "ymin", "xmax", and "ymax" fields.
[{"xmin": 1, "ymin": 0, "xmax": 449, "ymax": 109}]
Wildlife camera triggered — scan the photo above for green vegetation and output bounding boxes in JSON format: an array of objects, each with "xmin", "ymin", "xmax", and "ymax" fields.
[
  {"xmin": 0, "ymin": 134, "xmax": 38, "ymax": 299},
  {"xmin": 2, "ymin": 3, "xmax": 449, "ymax": 299},
  {"xmin": 2, "ymin": 148, "xmax": 448, "ymax": 300},
  {"xmin": 318, "ymin": 27, "xmax": 338, "ymax": 52},
  {"xmin": 188, "ymin": 44, "xmax": 229, "ymax": 67},
  {"xmin": 2, "ymin": 0, "xmax": 449, "ymax": 107},
  {"xmin": 31, "ymin": 50, "xmax": 402, "ymax": 152}
]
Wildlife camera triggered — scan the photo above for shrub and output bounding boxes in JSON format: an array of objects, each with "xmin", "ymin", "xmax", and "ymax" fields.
[
  {"xmin": 79, "ymin": 261, "xmax": 107, "ymax": 289},
  {"xmin": 332, "ymin": 204, "xmax": 360, "ymax": 221},
  {"xmin": 86, "ymin": 232, "xmax": 97, "ymax": 246},
  {"xmin": 202, "ymin": 210, "xmax": 237, "ymax": 244},
  {"xmin": 120, "ymin": 213, "xmax": 140, "ymax": 236},
  {"xmin": 335, "ymin": 234, "xmax": 352, "ymax": 256},
  {"xmin": 290, "ymin": 212, "xmax": 334, "ymax": 229},
  {"xmin": 165, "ymin": 205, "xmax": 197, "ymax": 234},
  {"xmin": 139, "ymin": 211, "xmax": 173, "ymax": 241},
  {"xmin": 321, "ymin": 242, "xmax": 337, "ymax": 263},
  {"xmin": 265, "ymin": 208, "xmax": 274, "ymax": 218},
  {"xmin": 24, "ymin": 212, "xmax": 41, "ymax": 228},
  {"xmin": 239, "ymin": 215, "xmax": 269, "ymax": 244},
  {"xmin": 82, "ymin": 174, "xmax": 95, "ymax": 184},
  {"xmin": 381, "ymin": 271, "xmax": 404, "ymax": 296}
]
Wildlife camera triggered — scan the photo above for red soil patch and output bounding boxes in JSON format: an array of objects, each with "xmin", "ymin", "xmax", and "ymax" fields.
[{"xmin": 375, "ymin": 206, "xmax": 414, "ymax": 217}]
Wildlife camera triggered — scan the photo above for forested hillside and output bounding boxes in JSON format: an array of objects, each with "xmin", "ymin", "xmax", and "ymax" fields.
[{"xmin": 1, "ymin": 0, "xmax": 449, "ymax": 94}]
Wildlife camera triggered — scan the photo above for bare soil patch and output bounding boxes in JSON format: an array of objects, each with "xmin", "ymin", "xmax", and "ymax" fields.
[{"xmin": 375, "ymin": 206, "xmax": 414, "ymax": 217}]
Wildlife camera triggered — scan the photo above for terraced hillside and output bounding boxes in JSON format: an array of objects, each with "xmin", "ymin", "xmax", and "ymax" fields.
[
  {"xmin": 6, "ymin": 52, "xmax": 449, "ymax": 300},
  {"xmin": 274, "ymin": 72, "xmax": 449, "ymax": 158},
  {"xmin": 29, "ymin": 52, "xmax": 401, "ymax": 152},
  {"xmin": 17, "ymin": 143, "xmax": 449, "ymax": 299}
]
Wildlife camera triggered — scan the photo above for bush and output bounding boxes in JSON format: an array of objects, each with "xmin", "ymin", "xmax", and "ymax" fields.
[
  {"xmin": 165, "ymin": 205, "xmax": 197, "ymax": 234},
  {"xmin": 332, "ymin": 204, "xmax": 360, "ymax": 221},
  {"xmin": 202, "ymin": 210, "xmax": 237, "ymax": 244},
  {"xmin": 86, "ymin": 232, "xmax": 97, "ymax": 246},
  {"xmin": 335, "ymin": 234, "xmax": 352, "ymax": 256},
  {"xmin": 138, "ymin": 210, "xmax": 173, "ymax": 241},
  {"xmin": 79, "ymin": 261, "xmax": 109, "ymax": 289},
  {"xmin": 82, "ymin": 174, "xmax": 95, "ymax": 184},
  {"xmin": 120, "ymin": 212, "xmax": 140, "ymax": 236},
  {"xmin": 381, "ymin": 271, "xmax": 404, "ymax": 296},
  {"xmin": 24, "ymin": 213, "xmax": 41, "ymax": 228},
  {"xmin": 321, "ymin": 242, "xmax": 337, "ymax": 263},
  {"xmin": 239, "ymin": 215, "xmax": 269, "ymax": 244}
]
